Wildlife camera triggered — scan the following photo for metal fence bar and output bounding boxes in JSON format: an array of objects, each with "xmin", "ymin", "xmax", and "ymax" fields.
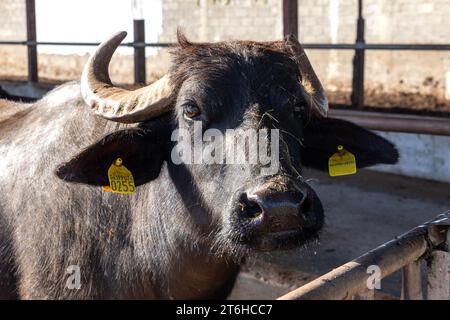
[
  {"xmin": 427, "ymin": 230, "xmax": 450, "ymax": 300},
  {"xmin": 401, "ymin": 261, "xmax": 423, "ymax": 300},
  {"xmin": 0, "ymin": 41, "xmax": 173, "ymax": 47},
  {"xmin": 133, "ymin": 19, "xmax": 146, "ymax": 85},
  {"xmin": 2, "ymin": 41, "xmax": 449, "ymax": 50},
  {"xmin": 426, "ymin": 251, "xmax": 450, "ymax": 299},
  {"xmin": 283, "ymin": 0, "xmax": 298, "ymax": 38},
  {"xmin": 25, "ymin": 0, "xmax": 38, "ymax": 83},
  {"xmin": 304, "ymin": 44, "xmax": 450, "ymax": 50},
  {"xmin": 308, "ymin": 44, "xmax": 450, "ymax": 50},
  {"xmin": 363, "ymin": 44, "xmax": 450, "ymax": 51},
  {"xmin": 278, "ymin": 212, "xmax": 450, "ymax": 300},
  {"xmin": 351, "ymin": 0, "xmax": 365, "ymax": 109}
]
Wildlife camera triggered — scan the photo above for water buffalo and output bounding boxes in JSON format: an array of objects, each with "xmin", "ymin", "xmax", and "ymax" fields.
[{"xmin": 0, "ymin": 31, "xmax": 398, "ymax": 299}]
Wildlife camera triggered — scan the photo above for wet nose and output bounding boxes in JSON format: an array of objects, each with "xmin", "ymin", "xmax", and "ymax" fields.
[{"xmin": 236, "ymin": 185, "xmax": 320, "ymax": 234}]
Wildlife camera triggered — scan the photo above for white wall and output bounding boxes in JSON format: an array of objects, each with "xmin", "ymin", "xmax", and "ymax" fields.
[
  {"xmin": 372, "ymin": 131, "xmax": 450, "ymax": 183},
  {"xmin": 35, "ymin": 0, "xmax": 163, "ymax": 56}
]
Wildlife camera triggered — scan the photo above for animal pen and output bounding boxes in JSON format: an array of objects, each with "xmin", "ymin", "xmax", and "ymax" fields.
[
  {"xmin": 278, "ymin": 211, "xmax": 450, "ymax": 300},
  {"xmin": 1, "ymin": 0, "xmax": 449, "ymax": 300}
]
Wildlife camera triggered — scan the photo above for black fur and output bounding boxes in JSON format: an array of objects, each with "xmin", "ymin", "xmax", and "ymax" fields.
[{"xmin": 0, "ymin": 35, "xmax": 398, "ymax": 299}]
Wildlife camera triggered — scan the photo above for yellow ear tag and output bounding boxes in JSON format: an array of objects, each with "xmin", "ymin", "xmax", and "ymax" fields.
[
  {"xmin": 328, "ymin": 145, "xmax": 357, "ymax": 177},
  {"xmin": 101, "ymin": 158, "xmax": 136, "ymax": 194}
]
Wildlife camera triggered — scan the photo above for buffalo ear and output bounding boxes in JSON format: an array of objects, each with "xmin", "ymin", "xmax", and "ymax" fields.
[
  {"xmin": 56, "ymin": 128, "xmax": 167, "ymax": 187},
  {"xmin": 301, "ymin": 118, "xmax": 399, "ymax": 171}
]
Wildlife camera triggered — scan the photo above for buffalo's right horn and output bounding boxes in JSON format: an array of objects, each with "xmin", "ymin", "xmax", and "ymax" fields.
[{"xmin": 80, "ymin": 31, "xmax": 173, "ymax": 123}]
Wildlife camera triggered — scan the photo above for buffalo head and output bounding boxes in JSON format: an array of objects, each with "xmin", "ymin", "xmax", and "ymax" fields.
[{"xmin": 56, "ymin": 31, "xmax": 398, "ymax": 259}]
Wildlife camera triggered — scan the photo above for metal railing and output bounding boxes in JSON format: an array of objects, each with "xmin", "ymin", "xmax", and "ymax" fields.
[
  {"xmin": 3, "ymin": 41, "xmax": 448, "ymax": 50},
  {"xmin": 0, "ymin": 40, "xmax": 172, "ymax": 47},
  {"xmin": 278, "ymin": 211, "xmax": 450, "ymax": 300}
]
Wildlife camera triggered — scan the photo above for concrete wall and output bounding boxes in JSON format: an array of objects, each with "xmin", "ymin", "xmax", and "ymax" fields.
[
  {"xmin": 159, "ymin": 0, "xmax": 282, "ymax": 42},
  {"xmin": 0, "ymin": 0, "xmax": 27, "ymax": 79},
  {"xmin": 0, "ymin": 0, "xmax": 26, "ymax": 41},
  {"xmin": 158, "ymin": 0, "xmax": 450, "ymax": 112},
  {"xmin": 373, "ymin": 132, "xmax": 450, "ymax": 183}
]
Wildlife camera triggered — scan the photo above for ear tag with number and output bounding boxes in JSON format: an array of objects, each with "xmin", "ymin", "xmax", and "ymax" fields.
[
  {"xmin": 328, "ymin": 145, "xmax": 357, "ymax": 177},
  {"xmin": 101, "ymin": 158, "xmax": 136, "ymax": 194}
]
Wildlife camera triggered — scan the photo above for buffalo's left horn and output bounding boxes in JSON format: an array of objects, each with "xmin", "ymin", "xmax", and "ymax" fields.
[
  {"xmin": 285, "ymin": 35, "xmax": 328, "ymax": 117},
  {"xmin": 80, "ymin": 31, "xmax": 173, "ymax": 123}
]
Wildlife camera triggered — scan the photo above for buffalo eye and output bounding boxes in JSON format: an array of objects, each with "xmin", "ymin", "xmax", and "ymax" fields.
[{"xmin": 183, "ymin": 103, "xmax": 201, "ymax": 120}]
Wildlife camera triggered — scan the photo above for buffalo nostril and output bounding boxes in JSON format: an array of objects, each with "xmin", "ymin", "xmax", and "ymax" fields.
[{"xmin": 237, "ymin": 192, "xmax": 263, "ymax": 219}]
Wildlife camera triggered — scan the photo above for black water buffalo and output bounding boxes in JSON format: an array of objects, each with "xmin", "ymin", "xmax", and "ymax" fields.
[{"xmin": 0, "ymin": 31, "xmax": 398, "ymax": 299}]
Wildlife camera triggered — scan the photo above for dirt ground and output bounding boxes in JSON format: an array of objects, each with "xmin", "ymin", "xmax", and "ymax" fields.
[
  {"xmin": 229, "ymin": 168, "xmax": 450, "ymax": 299},
  {"xmin": 328, "ymin": 90, "xmax": 450, "ymax": 116}
]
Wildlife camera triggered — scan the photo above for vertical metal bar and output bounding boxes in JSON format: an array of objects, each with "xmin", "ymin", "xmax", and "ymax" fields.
[
  {"xmin": 427, "ymin": 251, "xmax": 450, "ymax": 299},
  {"xmin": 283, "ymin": 0, "xmax": 298, "ymax": 38},
  {"xmin": 26, "ymin": 0, "xmax": 38, "ymax": 83},
  {"xmin": 351, "ymin": 0, "xmax": 365, "ymax": 109},
  {"xmin": 427, "ymin": 231, "xmax": 450, "ymax": 300},
  {"xmin": 133, "ymin": 19, "xmax": 146, "ymax": 85},
  {"xmin": 401, "ymin": 261, "xmax": 423, "ymax": 300}
]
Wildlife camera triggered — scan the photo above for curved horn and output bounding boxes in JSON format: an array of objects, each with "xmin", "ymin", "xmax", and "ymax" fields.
[
  {"xmin": 81, "ymin": 31, "xmax": 173, "ymax": 123},
  {"xmin": 285, "ymin": 35, "xmax": 328, "ymax": 117}
]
